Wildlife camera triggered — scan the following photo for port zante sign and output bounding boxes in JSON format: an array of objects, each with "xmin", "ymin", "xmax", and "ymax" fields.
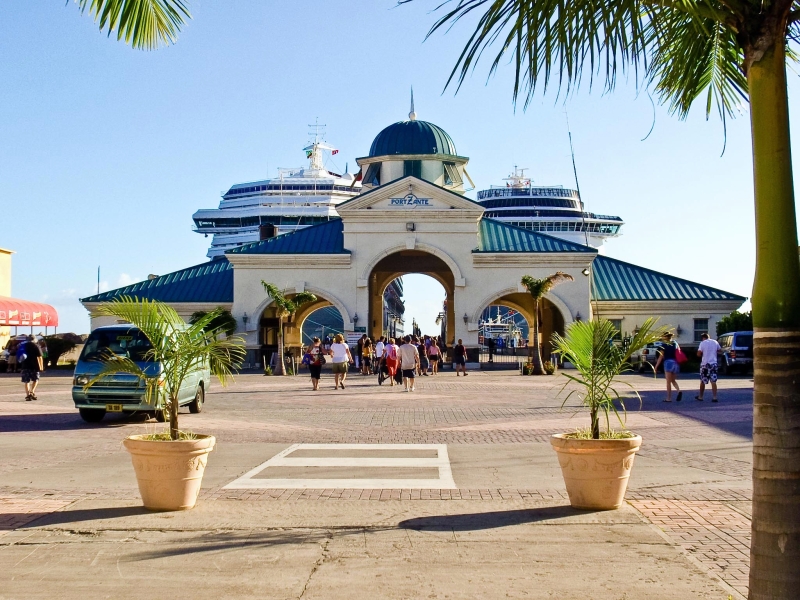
[{"xmin": 388, "ymin": 194, "xmax": 431, "ymax": 207}]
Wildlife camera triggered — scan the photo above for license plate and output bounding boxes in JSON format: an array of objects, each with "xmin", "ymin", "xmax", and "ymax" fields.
[{"xmin": 106, "ymin": 404, "xmax": 123, "ymax": 413}]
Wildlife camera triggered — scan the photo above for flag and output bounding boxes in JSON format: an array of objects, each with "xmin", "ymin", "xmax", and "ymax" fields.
[{"xmin": 331, "ymin": 149, "xmax": 339, "ymax": 155}]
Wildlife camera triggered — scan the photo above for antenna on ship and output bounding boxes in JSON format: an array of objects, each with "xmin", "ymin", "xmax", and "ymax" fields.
[{"xmin": 565, "ymin": 110, "xmax": 590, "ymax": 249}]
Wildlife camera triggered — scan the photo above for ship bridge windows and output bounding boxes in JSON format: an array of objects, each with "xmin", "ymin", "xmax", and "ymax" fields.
[
  {"xmin": 480, "ymin": 197, "xmax": 580, "ymax": 210},
  {"xmin": 224, "ymin": 183, "xmax": 357, "ymax": 197},
  {"xmin": 502, "ymin": 220, "xmax": 621, "ymax": 235},
  {"xmin": 194, "ymin": 215, "xmax": 333, "ymax": 230}
]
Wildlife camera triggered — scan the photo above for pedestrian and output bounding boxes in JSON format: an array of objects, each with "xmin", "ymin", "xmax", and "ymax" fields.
[
  {"xmin": 398, "ymin": 335, "xmax": 420, "ymax": 392},
  {"xmin": 19, "ymin": 335, "xmax": 43, "ymax": 401},
  {"xmin": 654, "ymin": 332, "xmax": 682, "ymax": 402},
  {"xmin": 374, "ymin": 336, "xmax": 385, "ymax": 374},
  {"xmin": 329, "ymin": 333, "xmax": 353, "ymax": 390},
  {"xmin": 696, "ymin": 332, "xmax": 721, "ymax": 402},
  {"xmin": 304, "ymin": 337, "xmax": 325, "ymax": 391},
  {"xmin": 355, "ymin": 334, "xmax": 367, "ymax": 371},
  {"xmin": 361, "ymin": 337, "xmax": 373, "ymax": 375},
  {"xmin": 428, "ymin": 338, "xmax": 441, "ymax": 375},
  {"xmin": 454, "ymin": 338, "xmax": 468, "ymax": 376},
  {"xmin": 417, "ymin": 336, "xmax": 429, "ymax": 376},
  {"xmin": 7, "ymin": 340, "xmax": 18, "ymax": 373},
  {"xmin": 384, "ymin": 337, "xmax": 399, "ymax": 386},
  {"xmin": 38, "ymin": 336, "xmax": 48, "ymax": 371}
]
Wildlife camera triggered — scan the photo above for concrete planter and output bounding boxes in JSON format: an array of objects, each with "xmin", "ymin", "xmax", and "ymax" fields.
[
  {"xmin": 550, "ymin": 433, "xmax": 641, "ymax": 510},
  {"xmin": 123, "ymin": 434, "xmax": 215, "ymax": 511}
]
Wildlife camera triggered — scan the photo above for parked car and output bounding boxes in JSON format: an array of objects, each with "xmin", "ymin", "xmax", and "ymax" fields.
[
  {"xmin": 632, "ymin": 342, "xmax": 663, "ymax": 373},
  {"xmin": 717, "ymin": 331, "xmax": 753, "ymax": 375},
  {"xmin": 72, "ymin": 325, "xmax": 210, "ymax": 423}
]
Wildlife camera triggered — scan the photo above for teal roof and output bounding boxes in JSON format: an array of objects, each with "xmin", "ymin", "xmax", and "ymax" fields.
[
  {"xmin": 476, "ymin": 218, "xmax": 597, "ymax": 253},
  {"xmin": 227, "ymin": 219, "xmax": 348, "ymax": 255},
  {"xmin": 81, "ymin": 259, "xmax": 233, "ymax": 304},
  {"xmin": 369, "ymin": 120, "xmax": 457, "ymax": 157},
  {"xmin": 592, "ymin": 255, "xmax": 746, "ymax": 302}
]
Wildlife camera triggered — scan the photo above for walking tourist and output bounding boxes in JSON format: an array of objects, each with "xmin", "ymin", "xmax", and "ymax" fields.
[
  {"xmin": 384, "ymin": 337, "xmax": 399, "ymax": 386},
  {"xmin": 417, "ymin": 336, "xmax": 429, "ymax": 376},
  {"xmin": 355, "ymin": 334, "xmax": 367, "ymax": 371},
  {"xmin": 428, "ymin": 338, "xmax": 441, "ymax": 375},
  {"xmin": 454, "ymin": 338, "xmax": 468, "ymax": 376},
  {"xmin": 19, "ymin": 335, "xmax": 43, "ymax": 401},
  {"xmin": 361, "ymin": 337, "xmax": 373, "ymax": 375},
  {"xmin": 655, "ymin": 332, "xmax": 682, "ymax": 402},
  {"xmin": 398, "ymin": 335, "xmax": 420, "ymax": 392},
  {"xmin": 7, "ymin": 340, "xmax": 18, "ymax": 373},
  {"xmin": 696, "ymin": 332, "xmax": 721, "ymax": 402},
  {"xmin": 375, "ymin": 336, "xmax": 385, "ymax": 372},
  {"xmin": 329, "ymin": 334, "xmax": 353, "ymax": 390},
  {"xmin": 304, "ymin": 337, "xmax": 325, "ymax": 391}
]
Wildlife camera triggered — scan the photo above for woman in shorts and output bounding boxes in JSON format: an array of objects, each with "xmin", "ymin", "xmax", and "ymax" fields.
[
  {"xmin": 329, "ymin": 334, "xmax": 353, "ymax": 390},
  {"xmin": 361, "ymin": 338, "xmax": 373, "ymax": 375},
  {"xmin": 655, "ymin": 332, "xmax": 682, "ymax": 402},
  {"xmin": 304, "ymin": 337, "xmax": 325, "ymax": 391},
  {"xmin": 428, "ymin": 339, "xmax": 441, "ymax": 375}
]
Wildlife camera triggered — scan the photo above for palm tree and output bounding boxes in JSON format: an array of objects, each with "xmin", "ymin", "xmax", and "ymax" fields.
[
  {"xmin": 413, "ymin": 2, "xmax": 800, "ymax": 596},
  {"xmin": 521, "ymin": 272, "xmax": 574, "ymax": 375},
  {"xmin": 86, "ymin": 297, "xmax": 244, "ymax": 440},
  {"xmin": 190, "ymin": 308, "xmax": 238, "ymax": 338},
  {"xmin": 551, "ymin": 318, "xmax": 668, "ymax": 439},
  {"xmin": 261, "ymin": 282, "xmax": 317, "ymax": 376},
  {"xmin": 74, "ymin": 0, "xmax": 190, "ymax": 50}
]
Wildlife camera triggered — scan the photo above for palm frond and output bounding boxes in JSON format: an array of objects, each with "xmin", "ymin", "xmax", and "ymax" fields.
[
  {"xmin": 521, "ymin": 272, "xmax": 574, "ymax": 299},
  {"xmin": 75, "ymin": 0, "xmax": 190, "ymax": 50}
]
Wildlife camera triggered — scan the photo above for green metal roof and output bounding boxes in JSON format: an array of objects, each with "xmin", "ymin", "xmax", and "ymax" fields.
[
  {"xmin": 369, "ymin": 120, "xmax": 457, "ymax": 157},
  {"xmin": 476, "ymin": 218, "xmax": 597, "ymax": 253},
  {"xmin": 227, "ymin": 219, "xmax": 348, "ymax": 255},
  {"xmin": 591, "ymin": 255, "xmax": 746, "ymax": 302},
  {"xmin": 81, "ymin": 259, "xmax": 233, "ymax": 304}
]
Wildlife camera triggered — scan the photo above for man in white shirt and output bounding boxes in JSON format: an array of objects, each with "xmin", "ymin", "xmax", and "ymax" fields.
[
  {"xmin": 397, "ymin": 335, "xmax": 420, "ymax": 392},
  {"xmin": 374, "ymin": 336, "xmax": 385, "ymax": 360},
  {"xmin": 696, "ymin": 332, "xmax": 721, "ymax": 402}
]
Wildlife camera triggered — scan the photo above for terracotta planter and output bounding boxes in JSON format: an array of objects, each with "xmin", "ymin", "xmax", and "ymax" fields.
[
  {"xmin": 550, "ymin": 433, "xmax": 641, "ymax": 510},
  {"xmin": 123, "ymin": 434, "xmax": 215, "ymax": 511}
]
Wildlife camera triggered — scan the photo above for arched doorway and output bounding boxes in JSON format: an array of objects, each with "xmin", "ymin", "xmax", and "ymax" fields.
[
  {"xmin": 367, "ymin": 250, "xmax": 456, "ymax": 348},
  {"xmin": 477, "ymin": 292, "xmax": 566, "ymax": 368}
]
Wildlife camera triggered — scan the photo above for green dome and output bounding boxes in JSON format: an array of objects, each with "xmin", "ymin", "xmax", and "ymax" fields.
[{"xmin": 368, "ymin": 120, "xmax": 457, "ymax": 157}]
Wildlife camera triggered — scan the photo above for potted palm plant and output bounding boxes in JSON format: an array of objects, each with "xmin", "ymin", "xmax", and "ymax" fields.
[
  {"xmin": 86, "ymin": 297, "xmax": 244, "ymax": 510},
  {"xmin": 261, "ymin": 282, "xmax": 316, "ymax": 376},
  {"xmin": 549, "ymin": 317, "xmax": 667, "ymax": 510},
  {"xmin": 520, "ymin": 272, "xmax": 574, "ymax": 375}
]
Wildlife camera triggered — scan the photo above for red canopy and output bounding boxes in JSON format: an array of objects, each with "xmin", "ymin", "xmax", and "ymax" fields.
[{"xmin": 0, "ymin": 296, "xmax": 58, "ymax": 327}]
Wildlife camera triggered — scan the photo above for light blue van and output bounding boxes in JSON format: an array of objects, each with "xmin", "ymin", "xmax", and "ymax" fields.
[{"xmin": 72, "ymin": 325, "xmax": 210, "ymax": 423}]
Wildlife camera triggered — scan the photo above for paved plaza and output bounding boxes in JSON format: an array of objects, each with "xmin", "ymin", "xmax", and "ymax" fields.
[{"xmin": 0, "ymin": 368, "xmax": 754, "ymax": 599}]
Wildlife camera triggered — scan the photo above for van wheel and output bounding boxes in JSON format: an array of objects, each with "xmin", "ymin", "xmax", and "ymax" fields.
[
  {"xmin": 189, "ymin": 386, "xmax": 204, "ymax": 414},
  {"xmin": 79, "ymin": 408, "xmax": 106, "ymax": 423},
  {"xmin": 154, "ymin": 409, "xmax": 169, "ymax": 422}
]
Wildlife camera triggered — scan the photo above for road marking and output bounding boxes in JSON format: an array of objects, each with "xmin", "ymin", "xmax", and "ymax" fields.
[{"xmin": 223, "ymin": 443, "xmax": 456, "ymax": 490}]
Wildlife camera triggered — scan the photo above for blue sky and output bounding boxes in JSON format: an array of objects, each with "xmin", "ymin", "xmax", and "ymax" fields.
[{"xmin": 1, "ymin": 1, "xmax": 798, "ymax": 335}]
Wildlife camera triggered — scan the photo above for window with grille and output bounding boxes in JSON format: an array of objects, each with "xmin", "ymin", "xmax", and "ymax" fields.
[{"xmin": 694, "ymin": 319, "xmax": 709, "ymax": 342}]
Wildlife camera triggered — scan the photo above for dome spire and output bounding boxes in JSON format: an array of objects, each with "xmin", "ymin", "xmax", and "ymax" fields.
[{"xmin": 409, "ymin": 86, "xmax": 416, "ymax": 121}]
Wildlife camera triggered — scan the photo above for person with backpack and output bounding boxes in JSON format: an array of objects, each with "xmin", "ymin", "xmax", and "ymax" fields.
[
  {"xmin": 384, "ymin": 337, "xmax": 399, "ymax": 387},
  {"xmin": 454, "ymin": 339, "xmax": 468, "ymax": 376},
  {"xmin": 655, "ymin": 332, "xmax": 683, "ymax": 402},
  {"xmin": 303, "ymin": 337, "xmax": 326, "ymax": 391},
  {"xmin": 19, "ymin": 335, "xmax": 43, "ymax": 401}
]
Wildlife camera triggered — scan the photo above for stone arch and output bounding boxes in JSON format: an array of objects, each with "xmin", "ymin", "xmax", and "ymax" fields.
[
  {"xmin": 470, "ymin": 287, "xmax": 573, "ymax": 326},
  {"xmin": 359, "ymin": 242, "xmax": 466, "ymax": 287}
]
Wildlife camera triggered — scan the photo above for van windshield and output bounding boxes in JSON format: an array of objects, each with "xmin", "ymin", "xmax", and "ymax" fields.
[{"xmin": 80, "ymin": 329, "xmax": 153, "ymax": 362}]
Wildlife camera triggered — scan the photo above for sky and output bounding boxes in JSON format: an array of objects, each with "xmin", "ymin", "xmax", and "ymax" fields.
[{"xmin": 1, "ymin": 1, "xmax": 798, "ymax": 335}]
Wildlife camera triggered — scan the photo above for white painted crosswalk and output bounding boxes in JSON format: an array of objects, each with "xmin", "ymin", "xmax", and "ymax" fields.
[{"xmin": 223, "ymin": 443, "xmax": 456, "ymax": 490}]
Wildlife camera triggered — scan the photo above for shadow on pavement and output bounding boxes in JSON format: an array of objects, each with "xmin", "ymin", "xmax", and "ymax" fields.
[
  {"xmin": 126, "ymin": 529, "xmax": 332, "ymax": 562},
  {"xmin": 18, "ymin": 506, "xmax": 148, "ymax": 528},
  {"xmin": 0, "ymin": 412, "xmax": 149, "ymax": 433},
  {"xmin": 399, "ymin": 505, "xmax": 589, "ymax": 531}
]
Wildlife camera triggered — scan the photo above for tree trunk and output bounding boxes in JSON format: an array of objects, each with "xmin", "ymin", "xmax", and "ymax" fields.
[
  {"xmin": 169, "ymin": 393, "xmax": 179, "ymax": 440},
  {"xmin": 747, "ymin": 41, "xmax": 800, "ymax": 600},
  {"xmin": 531, "ymin": 298, "xmax": 544, "ymax": 375},
  {"xmin": 275, "ymin": 317, "xmax": 285, "ymax": 376}
]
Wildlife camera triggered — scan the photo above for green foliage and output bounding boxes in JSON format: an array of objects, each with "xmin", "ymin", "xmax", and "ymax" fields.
[
  {"xmin": 564, "ymin": 428, "xmax": 636, "ymax": 440},
  {"xmin": 261, "ymin": 282, "xmax": 317, "ymax": 319},
  {"xmin": 520, "ymin": 273, "xmax": 574, "ymax": 300},
  {"xmin": 551, "ymin": 317, "xmax": 669, "ymax": 439},
  {"xmin": 85, "ymin": 296, "xmax": 245, "ymax": 440},
  {"xmin": 43, "ymin": 336, "xmax": 77, "ymax": 367},
  {"xmin": 190, "ymin": 308, "xmax": 237, "ymax": 337},
  {"xmin": 263, "ymin": 365, "xmax": 273, "ymax": 376},
  {"xmin": 543, "ymin": 360, "xmax": 556, "ymax": 375},
  {"xmin": 75, "ymin": 0, "xmax": 191, "ymax": 50},
  {"xmin": 716, "ymin": 310, "xmax": 753, "ymax": 336}
]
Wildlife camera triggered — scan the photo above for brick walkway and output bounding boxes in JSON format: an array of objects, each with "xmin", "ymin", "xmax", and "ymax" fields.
[{"xmin": 0, "ymin": 370, "xmax": 755, "ymax": 597}]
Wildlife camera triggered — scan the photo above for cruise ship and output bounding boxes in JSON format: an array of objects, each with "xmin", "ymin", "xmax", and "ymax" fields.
[
  {"xmin": 193, "ymin": 134, "xmax": 361, "ymax": 259},
  {"xmin": 476, "ymin": 168, "xmax": 624, "ymax": 249}
]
